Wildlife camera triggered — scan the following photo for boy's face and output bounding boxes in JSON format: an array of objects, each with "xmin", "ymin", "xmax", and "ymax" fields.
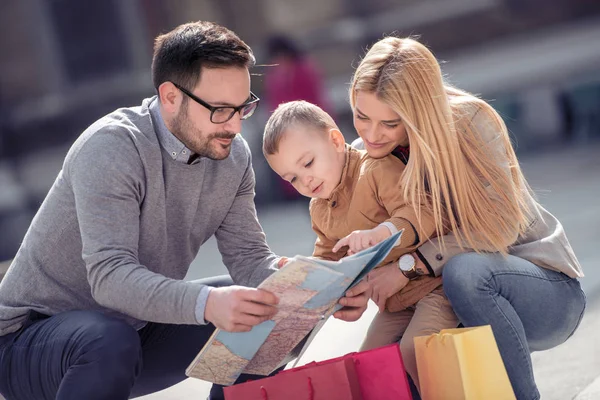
[{"xmin": 267, "ymin": 126, "xmax": 346, "ymax": 199}]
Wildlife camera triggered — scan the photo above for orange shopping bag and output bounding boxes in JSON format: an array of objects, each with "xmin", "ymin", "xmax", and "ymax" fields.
[{"xmin": 414, "ymin": 325, "xmax": 516, "ymax": 400}]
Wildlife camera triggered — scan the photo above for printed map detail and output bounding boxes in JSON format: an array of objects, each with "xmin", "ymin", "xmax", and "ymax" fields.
[{"xmin": 186, "ymin": 231, "xmax": 402, "ymax": 386}]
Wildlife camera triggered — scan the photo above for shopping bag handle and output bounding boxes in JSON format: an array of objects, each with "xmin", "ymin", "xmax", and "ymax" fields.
[
  {"xmin": 260, "ymin": 377, "xmax": 314, "ymax": 400},
  {"xmin": 425, "ymin": 332, "xmax": 453, "ymax": 347}
]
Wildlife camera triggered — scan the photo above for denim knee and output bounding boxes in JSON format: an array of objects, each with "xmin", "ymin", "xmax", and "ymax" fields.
[
  {"xmin": 442, "ymin": 253, "xmax": 494, "ymax": 302},
  {"xmin": 70, "ymin": 312, "xmax": 142, "ymax": 373}
]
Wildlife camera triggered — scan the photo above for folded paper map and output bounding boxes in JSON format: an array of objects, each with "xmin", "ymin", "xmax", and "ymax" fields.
[{"xmin": 186, "ymin": 230, "xmax": 402, "ymax": 385}]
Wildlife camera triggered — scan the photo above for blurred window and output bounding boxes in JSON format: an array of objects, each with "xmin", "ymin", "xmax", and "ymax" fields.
[
  {"xmin": 563, "ymin": 82, "xmax": 600, "ymax": 140},
  {"xmin": 48, "ymin": 0, "xmax": 130, "ymax": 84}
]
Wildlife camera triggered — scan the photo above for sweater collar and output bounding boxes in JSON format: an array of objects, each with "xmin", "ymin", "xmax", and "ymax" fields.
[{"xmin": 149, "ymin": 97, "xmax": 199, "ymax": 164}]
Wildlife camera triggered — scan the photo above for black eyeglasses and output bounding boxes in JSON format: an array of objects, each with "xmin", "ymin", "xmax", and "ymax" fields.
[{"xmin": 172, "ymin": 82, "xmax": 260, "ymax": 124}]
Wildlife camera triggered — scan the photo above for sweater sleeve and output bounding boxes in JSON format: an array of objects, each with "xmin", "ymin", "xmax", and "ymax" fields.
[
  {"xmin": 214, "ymin": 142, "xmax": 279, "ymax": 287},
  {"xmin": 68, "ymin": 129, "xmax": 205, "ymax": 325}
]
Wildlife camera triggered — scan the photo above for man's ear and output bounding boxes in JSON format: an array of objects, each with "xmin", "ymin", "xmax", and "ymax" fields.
[
  {"xmin": 329, "ymin": 128, "xmax": 346, "ymax": 152},
  {"xmin": 157, "ymin": 81, "xmax": 181, "ymax": 115}
]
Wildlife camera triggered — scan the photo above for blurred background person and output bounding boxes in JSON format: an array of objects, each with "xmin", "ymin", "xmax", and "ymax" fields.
[
  {"xmin": 264, "ymin": 34, "xmax": 332, "ymax": 115},
  {"xmin": 264, "ymin": 34, "xmax": 333, "ymax": 201}
]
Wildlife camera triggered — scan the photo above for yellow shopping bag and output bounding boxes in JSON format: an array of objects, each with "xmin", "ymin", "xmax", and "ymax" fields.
[{"xmin": 414, "ymin": 325, "xmax": 516, "ymax": 400}]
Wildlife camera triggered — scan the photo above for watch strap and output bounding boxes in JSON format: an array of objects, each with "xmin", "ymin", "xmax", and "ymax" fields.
[{"xmin": 401, "ymin": 267, "xmax": 419, "ymax": 280}]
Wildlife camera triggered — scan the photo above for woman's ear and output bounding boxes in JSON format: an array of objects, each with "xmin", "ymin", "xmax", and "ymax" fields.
[{"xmin": 329, "ymin": 129, "xmax": 346, "ymax": 152}]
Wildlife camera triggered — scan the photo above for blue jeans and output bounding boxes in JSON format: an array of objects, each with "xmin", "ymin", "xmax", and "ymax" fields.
[
  {"xmin": 442, "ymin": 253, "xmax": 586, "ymax": 400},
  {"xmin": 0, "ymin": 275, "xmax": 277, "ymax": 400}
]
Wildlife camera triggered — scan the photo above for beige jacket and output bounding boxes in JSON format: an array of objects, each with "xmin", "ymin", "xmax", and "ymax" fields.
[
  {"xmin": 354, "ymin": 101, "xmax": 583, "ymax": 279},
  {"xmin": 310, "ymin": 146, "xmax": 442, "ymax": 311}
]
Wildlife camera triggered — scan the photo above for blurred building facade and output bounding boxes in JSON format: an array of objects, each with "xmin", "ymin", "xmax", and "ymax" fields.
[{"xmin": 1, "ymin": 0, "xmax": 600, "ymax": 260}]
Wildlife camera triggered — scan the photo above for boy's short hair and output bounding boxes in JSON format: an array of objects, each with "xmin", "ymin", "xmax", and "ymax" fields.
[{"xmin": 263, "ymin": 101, "xmax": 339, "ymax": 156}]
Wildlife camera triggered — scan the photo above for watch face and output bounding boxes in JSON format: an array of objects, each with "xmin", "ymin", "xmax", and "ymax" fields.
[{"xmin": 399, "ymin": 254, "xmax": 415, "ymax": 271}]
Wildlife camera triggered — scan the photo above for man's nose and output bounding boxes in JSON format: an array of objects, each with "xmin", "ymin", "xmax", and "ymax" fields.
[{"xmin": 223, "ymin": 112, "xmax": 243, "ymax": 133}]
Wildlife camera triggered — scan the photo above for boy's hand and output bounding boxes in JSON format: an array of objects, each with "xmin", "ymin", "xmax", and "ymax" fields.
[
  {"xmin": 204, "ymin": 286, "xmax": 279, "ymax": 332},
  {"xmin": 332, "ymin": 225, "xmax": 392, "ymax": 255}
]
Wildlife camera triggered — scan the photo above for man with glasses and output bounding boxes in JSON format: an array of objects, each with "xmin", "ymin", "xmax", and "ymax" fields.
[{"xmin": 0, "ymin": 21, "xmax": 370, "ymax": 400}]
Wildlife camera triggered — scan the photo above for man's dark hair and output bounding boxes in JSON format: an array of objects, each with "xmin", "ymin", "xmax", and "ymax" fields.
[{"xmin": 152, "ymin": 21, "xmax": 255, "ymax": 92}]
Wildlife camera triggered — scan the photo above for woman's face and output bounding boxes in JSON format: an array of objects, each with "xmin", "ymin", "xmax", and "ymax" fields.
[{"xmin": 353, "ymin": 91, "xmax": 408, "ymax": 159}]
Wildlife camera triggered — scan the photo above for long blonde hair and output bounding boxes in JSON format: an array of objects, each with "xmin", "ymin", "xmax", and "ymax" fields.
[{"xmin": 350, "ymin": 37, "xmax": 532, "ymax": 253}]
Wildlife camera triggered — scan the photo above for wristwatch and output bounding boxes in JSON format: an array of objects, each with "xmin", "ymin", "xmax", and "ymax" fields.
[{"xmin": 398, "ymin": 254, "xmax": 420, "ymax": 280}]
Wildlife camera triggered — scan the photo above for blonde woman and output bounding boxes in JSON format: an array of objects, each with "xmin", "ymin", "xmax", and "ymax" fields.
[{"xmin": 350, "ymin": 37, "xmax": 585, "ymax": 399}]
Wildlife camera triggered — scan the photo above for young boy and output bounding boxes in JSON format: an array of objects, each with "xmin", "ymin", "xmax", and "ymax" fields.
[{"xmin": 263, "ymin": 100, "xmax": 458, "ymax": 391}]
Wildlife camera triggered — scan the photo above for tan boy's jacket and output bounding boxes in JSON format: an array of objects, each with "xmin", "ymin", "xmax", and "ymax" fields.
[{"xmin": 310, "ymin": 146, "xmax": 441, "ymax": 312}]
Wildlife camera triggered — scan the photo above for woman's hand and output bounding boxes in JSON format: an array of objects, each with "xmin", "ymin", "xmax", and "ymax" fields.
[
  {"xmin": 334, "ymin": 279, "xmax": 371, "ymax": 322},
  {"xmin": 367, "ymin": 262, "xmax": 409, "ymax": 313},
  {"xmin": 332, "ymin": 225, "xmax": 391, "ymax": 255}
]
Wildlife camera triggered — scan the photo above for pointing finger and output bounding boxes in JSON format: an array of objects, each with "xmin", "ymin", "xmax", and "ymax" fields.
[{"xmin": 332, "ymin": 237, "xmax": 349, "ymax": 253}]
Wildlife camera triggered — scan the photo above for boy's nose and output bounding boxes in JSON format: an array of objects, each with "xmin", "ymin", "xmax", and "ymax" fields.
[{"xmin": 301, "ymin": 175, "xmax": 313, "ymax": 187}]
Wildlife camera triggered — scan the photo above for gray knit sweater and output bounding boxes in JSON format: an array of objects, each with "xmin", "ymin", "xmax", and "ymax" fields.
[{"xmin": 0, "ymin": 97, "xmax": 278, "ymax": 336}]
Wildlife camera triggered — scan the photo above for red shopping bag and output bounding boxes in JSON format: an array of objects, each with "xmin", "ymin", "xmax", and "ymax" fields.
[
  {"xmin": 225, "ymin": 344, "xmax": 412, "ymax": 400},
  {"xmin": 224, "ymin": 357, "xmax": 362, "ymax": 400},
  {"xmin": 292, "ymin": 344, "xmax": 412, "ymax": 400}
]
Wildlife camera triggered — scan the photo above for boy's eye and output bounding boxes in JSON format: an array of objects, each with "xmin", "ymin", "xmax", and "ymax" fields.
[
  {"xmin": 356, "ymin": 115, "xmax": 368, "ymax": 120},
  {"xmin": 290, "ymin": 177, "xmax": 297, "ymax": 184},
  {"xmin": 305, "ymin": 160, "xmax": 313, "ymax": 168}
]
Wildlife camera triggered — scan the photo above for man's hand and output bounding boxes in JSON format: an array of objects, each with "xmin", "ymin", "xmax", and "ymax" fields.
[
  {"xmin": 204, "ymin": 286, "xmax": 279, "ymax": 332},
  {"xmin": 334, "ymin": 279, "xmax": 371, "ymax": 322},
  {"xmin": 332, "ymin": 225, "xmax": 392, "ymax": 255},
  {"xmin": 276, "ymin": 256, "xmax": 290, "ymax": 269},
  {"xmin": 367, "ymin": 262, "xmax": 409, "ymax": 313}
]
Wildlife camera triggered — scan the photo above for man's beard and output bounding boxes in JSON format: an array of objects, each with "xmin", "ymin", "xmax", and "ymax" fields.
[{"xmin": 171, "ymin": 108, "xmax": 237, "ymax": 161}]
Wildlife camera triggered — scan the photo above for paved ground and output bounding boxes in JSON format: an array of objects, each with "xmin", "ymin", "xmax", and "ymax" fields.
[{"xmin": 136, "ymin": 142, "xmax": 600, "ymax": 399}]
